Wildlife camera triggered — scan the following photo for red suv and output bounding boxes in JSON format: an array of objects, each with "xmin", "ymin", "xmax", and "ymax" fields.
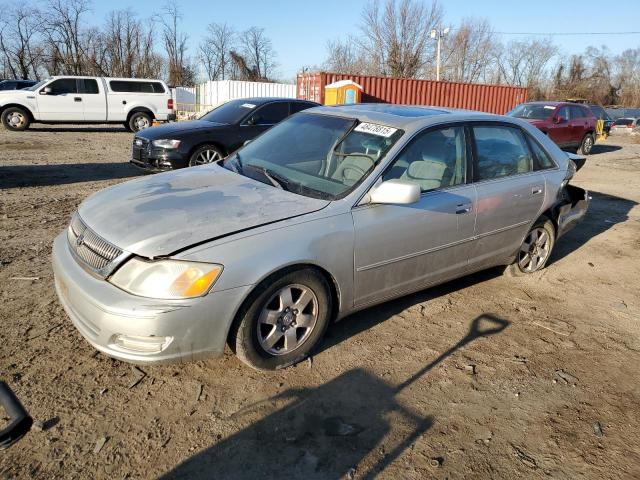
[{"xmin": 508, "ymin": 101, "xmax": 597, "ymax": 155}]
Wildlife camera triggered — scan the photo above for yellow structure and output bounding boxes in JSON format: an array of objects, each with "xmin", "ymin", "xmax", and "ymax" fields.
[{"xmin": 324, "ymin": 80, "xmax": 363, "ymax": 106}]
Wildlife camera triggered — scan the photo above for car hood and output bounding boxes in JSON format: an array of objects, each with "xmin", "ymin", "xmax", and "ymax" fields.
[
  {"xmin": 78, "ymin": 165, "xmax": 330, "ymax": 257},
  {"xmin": 136, "ymin": 120, "xmax": 226, "ymax": 139}
]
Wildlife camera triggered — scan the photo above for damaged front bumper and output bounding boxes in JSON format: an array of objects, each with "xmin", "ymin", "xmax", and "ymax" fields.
[{"xmin": 556, "ymin": 184, "xmax": 590, "ymax": 238}]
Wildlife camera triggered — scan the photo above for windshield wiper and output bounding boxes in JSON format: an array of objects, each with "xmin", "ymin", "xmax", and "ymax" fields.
[{"xmin": 243, "ymin": 164, "xmax": 291, "ymax": 191}]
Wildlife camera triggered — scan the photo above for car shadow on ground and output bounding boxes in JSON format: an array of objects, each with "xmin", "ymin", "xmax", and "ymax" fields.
[
  {"xmin": 590, "ymin": 144, "xmax": 623, "ymax": 154},
  {"xmin": 0, "ymin": 162, "xmax": 141, "ymax": 188},
  {"xmin": 26, "ymin": 126, "xmax": 128, "ymax": 133},
  {"xmin": 549, "ymin": 190, "xmax": 638, "ymax": 266},
  {"xmin": 160, "ymin": 314, "xmax": 509, "ymax": 480}
]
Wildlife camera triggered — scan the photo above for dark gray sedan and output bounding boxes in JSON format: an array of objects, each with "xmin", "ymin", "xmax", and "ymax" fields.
[{"xmin": 53, "ymin": 104, "xmax": 589, "ymax": 370}]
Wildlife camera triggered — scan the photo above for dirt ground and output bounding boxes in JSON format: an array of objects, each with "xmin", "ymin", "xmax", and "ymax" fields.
[{"xmin": 1, "ymin": 125, "xmax": 639, "ymax": 479}]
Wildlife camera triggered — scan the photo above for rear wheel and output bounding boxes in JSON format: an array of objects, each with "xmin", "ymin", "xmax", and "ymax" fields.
[
  {"xmin": 577, "ymin": 133, "xmax": 594, "ymax": 155},
  {"xmin": 506, "ymin": 216, "xmax": 555, "ymax": 276},
  {"xmin": 128, "ymin": 111, "xmax": 152, "ymax": 132},
  {"xmin": 231, "ymin": 269, "xmax": 331, "ymax": 370},
  {"xmin": 1, "ymin": 107, "xmax": 30, "ymax": 131},
  {"xmin": 188, "ymin": 144, "xmax": 224, "ymax": 166}
]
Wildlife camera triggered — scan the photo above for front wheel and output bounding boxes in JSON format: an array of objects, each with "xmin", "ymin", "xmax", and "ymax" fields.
[
  {"xmin": 231, "ymin": 269, "xmax": 332, "ymax": 370},
  {"xmin": 188, "ymin": 144, "xmax": 224, "ymax": 167},
  {"xmin": 128, "ymin": 112, "xmax": 152, "ymax": 132},
  {"xmin": 506, "ymin": 217, "xmax": 555, "ymax": 276},
  {"xmin": 577, "ymin": 133, "xmax": 594, "ymax": 155},
  {"xmin": 1, "ymin": 107, "xmax": 30, "ymax": 131}
]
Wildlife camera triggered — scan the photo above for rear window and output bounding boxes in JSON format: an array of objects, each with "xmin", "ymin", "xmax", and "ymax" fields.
[
  {"xmin": 614, "ymin": 119, "xmax": 633, "ymax": 126},
  {"xmin": 109, "ymin": 81, "xmax": 166, "ymax": 93},
  {"xmin": 589, "ymin": 105, "xmax": 610, "ymax": 120}
]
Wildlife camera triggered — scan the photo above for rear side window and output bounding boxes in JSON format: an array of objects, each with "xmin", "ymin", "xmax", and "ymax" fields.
[
  {"xmin": 109, "ymin": 81, "xmax": 166, "ymax": 93},
  {"xmin": 527, "ymin": 137, "xmax": 556, "ymax": 170},
  {"xmin": 473, "ymin": 125, "xmax": 534, "ymax": 180},
  {"xmin": 79, "ymin": 79, "xmax": 99, "ymax": 94},
  {"xmin": 290, "ymin": 102, "xmax": 316, "ymax": 114},
  {"xmin": 251, "ymin": 102, "xmax": 289, "ymax": 125},
  {"xmin": 569, "ymin": 106, "xmax": 585, "ymax": 119},
  {"xmin": 47, "ymin": 78, "xmax": 78, "ymax": 95}
]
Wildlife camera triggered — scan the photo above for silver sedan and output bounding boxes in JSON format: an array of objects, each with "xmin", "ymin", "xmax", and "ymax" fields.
[{"xmin": 52, "ymin": 104, "xmax": 589, "ymax": 370}]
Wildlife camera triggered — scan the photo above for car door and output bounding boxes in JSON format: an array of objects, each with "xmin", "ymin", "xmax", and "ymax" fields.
[
  {"xmin": 77, "ymin": 78, "xmax": 106, "ymax": 121},
  {"xmin": 468, "ymin": 123, "xmax": 545, "ymax": 270},
  {"xmin": 547, "ymin": 106, "xmax": 571, "ymax": 146},
  {"xmin": 36, "ymin": 78, "xmax": 84, "ymax": 121},
  {"xmin": 237, "ymin": 101, "xmax": 290, "ymax": 146},
  {"xmin": 352, "ymin": 125, "xmax": 477, "ymax": 307},
  {"xmin": 568, "ymin": 105, "xmax": 588, "ymax": 145}
]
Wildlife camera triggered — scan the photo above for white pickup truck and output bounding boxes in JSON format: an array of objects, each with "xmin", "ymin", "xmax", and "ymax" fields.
[{"xmin": 0, "ymin": 76, "xmax": 175, "ymax": 132}]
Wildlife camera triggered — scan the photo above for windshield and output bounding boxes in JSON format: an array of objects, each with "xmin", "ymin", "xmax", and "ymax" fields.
[
  {"xmin": 200, "ymin": 99, "xmax": 259, "ymax": 124},
  {"xmin": 26, "ymin": 80, "xmax": 48, "ymax": 92},
  {"xmin": 614, "ymin": 118, "xmax": 634, "ymax": 126},
  {"xmin": 509, "ymin": 104, "xmax": 556, "ymax": 120},
  {"xmin": 222, "ymin": 113, "xmax": 403, "ymax": 200}
]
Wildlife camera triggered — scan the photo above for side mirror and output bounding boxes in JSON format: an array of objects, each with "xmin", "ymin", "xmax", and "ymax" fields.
[
  {"xmin": 368, "ymin": 179, "xmax": 421, "ymax": 205},
  {"xmin": 40, "ymin": 87, "xmax": 52, "ymax": 95},
  {"xmin": 553, "ymin": 115, "xmax": 565, "ymax": 124}
]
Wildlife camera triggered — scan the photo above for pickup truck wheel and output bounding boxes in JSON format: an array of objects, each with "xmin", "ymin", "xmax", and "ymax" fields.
[
  {"xmin": 506, "ymin": 216, "xmax": 555, "ymax": 276},
  {"xmin": 188, "ymin": 145, "xmax": 224, "ymax": 166},
  {"xmin": 231, "ymin": 269, "xmax": 331, "ymax": 370},
  {"xmin": 128, "ymin": 112, "xmax": 152, "ymax": 132},
  {"xmin": 1, "ymin": 107, "xmax": 30, "ymax": 131},
  {"xmin": 577, "ymin": 133, "xmax": 594, "ymax": 155}
]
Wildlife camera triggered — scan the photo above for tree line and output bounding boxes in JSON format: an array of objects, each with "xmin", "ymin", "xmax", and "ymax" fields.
[
  {"xmin": 2, "ymin": 0, "xmax": 639, "ymax": 107},
  {"xmin": 0, "ymin": 0, "xmax": 278, "ymax": 86},
  {"xmin": 323, "ymin": 0, "xmax": 640, "ymax": 107}
]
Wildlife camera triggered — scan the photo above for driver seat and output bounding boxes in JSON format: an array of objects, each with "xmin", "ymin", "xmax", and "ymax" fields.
[{"xmin": 331, "ymin": 155, "xmax": 374, "ymax": 186}]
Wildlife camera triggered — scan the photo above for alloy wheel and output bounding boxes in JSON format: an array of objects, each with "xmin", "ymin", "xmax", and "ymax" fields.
[
  {"xmin": 517, "ymin": 227, "xmax": 551, "ymax": 273},
  {"xmin": 583, "ymin": 136, "xmax": 593, "ymax": 154},
  {"xmin": 256, "ymin": 284, "xmax": 318, "ymax": 355},
  {"xmin": 193, "ymin": 149, "xmax": 221, "ymax": 165}
]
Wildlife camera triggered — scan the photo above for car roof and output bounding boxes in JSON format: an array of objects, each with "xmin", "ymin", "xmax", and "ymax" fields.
[
  {"xmin": 230, "ymin": 97, "xmax": 318, "ymax": 105},
  {"xmin": 307, "ymin": 103, "xmax": 496, "ymax": 129}
]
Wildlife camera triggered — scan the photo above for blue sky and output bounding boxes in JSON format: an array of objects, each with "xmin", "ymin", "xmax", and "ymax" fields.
[{"xmin": 87, "ymin": 0, "xmax": 640, "ymax": 81}]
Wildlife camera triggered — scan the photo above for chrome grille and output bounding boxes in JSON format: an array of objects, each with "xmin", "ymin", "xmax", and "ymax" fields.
[{"xmin": 68, "ymin": 213, "xmax": 123, "ymax": 273}]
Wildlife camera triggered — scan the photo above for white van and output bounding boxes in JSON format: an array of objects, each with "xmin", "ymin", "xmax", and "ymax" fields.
[{"xmin": 0, "ymin": 76, "xmax": 175, "ymax": 132}]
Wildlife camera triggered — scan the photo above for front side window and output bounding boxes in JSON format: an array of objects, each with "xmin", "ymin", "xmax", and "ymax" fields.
[
  {"xmin": 383, "ymin": 126, "xmax": 467, "ymax": 191},
  {"xmin": 249, "ymin": 102, "xmax": 289, "ymax": 125},
  {"xmin": 473, "ymin": 125, "xmax": 534, "ymax": 181},
  {"xmin": 47, "ymin": 78, "xmax": 78, "ymax": 95},
  {"xmin": 223, "ymin": 113, "xmax": 403, "ymax": 200}
]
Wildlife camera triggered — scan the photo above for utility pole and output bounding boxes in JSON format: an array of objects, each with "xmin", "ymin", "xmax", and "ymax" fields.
[{"xmin": 430, "ymin": 27, "xmax": 450, "ymax": 82}]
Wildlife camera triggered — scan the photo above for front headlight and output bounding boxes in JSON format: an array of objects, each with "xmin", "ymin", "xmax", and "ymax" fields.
[
  {"xmin": 109, "ymin": 258, "xmax": 223, "ymax": 299},
  {"xmin": 152, "ymin": 139, "xmax": 181, "ymax": 149}
]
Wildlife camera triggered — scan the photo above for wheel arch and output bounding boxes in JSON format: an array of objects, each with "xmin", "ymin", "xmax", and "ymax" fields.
[
  {"xmin": 225, "ymin": 263, "xmax": 341, "ymax": 346},
  {"xmin": 0, "ymin": 103, "xmax": 35, "ymax": 122},
  {"xmin": 187, "ymin": 140, "xmax": 228, "ymax": 160},
  {"xmin": 126, "ymin": 107, "xmax": 155, "ymax": 121}
]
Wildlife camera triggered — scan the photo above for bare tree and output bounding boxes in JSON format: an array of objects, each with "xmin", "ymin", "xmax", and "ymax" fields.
[
  {"xmin": 616, "ymin": 48, "xmax": 640, "ymax": 106},
  {"xmin": 0, "ymin": 4, "xmax": 45, "ymax": 79},
  {"xmin": 157, "ymin": 2, "xmax": 194, "ymax": 86},
  {"xmin": 238, "ymin": 27, "xmax": 277, "ymax": 80},
  {"xmin": 198, "ymin": 22, "xmax": 235, "ymax": 80},
  {"xmin": 323, "ymin": 38, "xmax": 370, "ymax": 74},
  {"xmin": 496, "ymin": 37, "xmax": 558, "ymax": 96},
  {"xmin": 356, "ymin": 0, "xmax": 443, "ymax": 77},
  {"xmin": 441, "ymin": 18, "xmax": 498, "ymax": 83}
]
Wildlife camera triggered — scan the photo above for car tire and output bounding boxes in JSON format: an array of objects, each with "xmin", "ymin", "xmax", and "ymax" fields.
[
  {"xmin": 128, "ymin": 111, "xmax": 152, "ymax": 132},
  {"xmin": 1, "ymin": 107, "xmax": 30, "ymax": 131},
  {"xmin": 505, "ymin": 216, "xmax": 556, "ymax": 276},
  {"xmin": 577, "ymin": 133, "xmax": 594, "ymax": 155},
  {"xmin": 231, "ymin": 269, "xmax": 332, "ymax": 370},
  {"xmin": 188, "ymin": 144, "xmax": 224, "ymax": 166}
]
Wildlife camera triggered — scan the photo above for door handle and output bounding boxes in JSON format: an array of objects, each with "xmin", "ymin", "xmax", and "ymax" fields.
[
  {"xmin": 455, "ymin": 203, "xmax": 472, "ymax": 214},
  {"xmin": 74, "ymin": 97, "xmax": 82, "ymax": 102},
  {"xmin": 532, "ymin": 187, "xmax": 543, "ymax": 195}
]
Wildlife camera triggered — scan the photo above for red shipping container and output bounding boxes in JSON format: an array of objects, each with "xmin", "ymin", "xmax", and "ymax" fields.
[{"xmin": 297, "ymin": 72, "xmax": 528, "ymax": 115}]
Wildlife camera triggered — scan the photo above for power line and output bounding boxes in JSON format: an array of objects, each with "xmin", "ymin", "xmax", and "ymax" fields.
[{"xmin": 493, "ymin": 31, "xmax": 640, "ymax": 36}]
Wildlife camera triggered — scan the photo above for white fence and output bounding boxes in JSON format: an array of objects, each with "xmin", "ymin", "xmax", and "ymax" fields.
[{"xmin": 172, "ymin": 80, "xmax": 297, "ymax": 119}]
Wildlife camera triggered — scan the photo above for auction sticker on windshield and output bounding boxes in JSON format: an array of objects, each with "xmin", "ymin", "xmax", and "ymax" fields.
[
  {"xmin": 354, "ymin": 122, "xmax": 398, "ymax": 137},
  {"xmin": 241, "ymin": 103, "xmax": 256, "ymax": 109}
]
